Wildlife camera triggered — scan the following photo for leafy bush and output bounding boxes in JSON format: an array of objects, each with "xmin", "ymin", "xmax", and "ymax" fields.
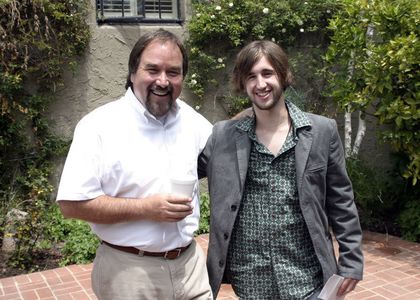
[
  {"xmin": 325, "ymin": 0, "xmax": 420, "ymax": 184},
  {"xmin": 44, "ymin": 204, "xmax": 99, "ymax": 266},
  {"xmin": 347, "ymin": 156, "xmax": 420, "ymax": 241},
  {"xmin": 346, "ymin": 158, "xmax": 400, "ymax": 234},
  {"xmin": 398, "ymin": 198, "xmax": 420, "ymax": 242},
  {"xmin": 0, "ymin": 0, "xmax": 90, "ymax": 270},
  {"xmin": 197, "ymin": 192, "xmax": 210, "ymax": 235}
]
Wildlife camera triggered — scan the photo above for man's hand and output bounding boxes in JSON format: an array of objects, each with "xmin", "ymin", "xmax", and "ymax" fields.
[
  {"xmin": 337, "ymin": 278, "xmax": 359, "ymax": 296},
  {"xmin": 142, "ymin": 193, "xmax": 193, "ymax": 222}
]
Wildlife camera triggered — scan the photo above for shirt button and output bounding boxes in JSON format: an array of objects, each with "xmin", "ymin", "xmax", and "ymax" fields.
[
  {"xmin": 230, "ymin": 205, "xmax": 237, "ymax": 211},
  {"xmin": 219, "ymin": 260, "xmax": 224, "ymax": 267}
]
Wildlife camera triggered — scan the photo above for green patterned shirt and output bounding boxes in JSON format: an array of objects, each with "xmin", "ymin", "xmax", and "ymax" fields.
[{"xmin": 226, "ymin": 100, "xmax": 323, "ymax": 299}]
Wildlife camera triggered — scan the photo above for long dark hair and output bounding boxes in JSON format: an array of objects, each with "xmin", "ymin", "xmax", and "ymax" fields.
[{"xmin": 232, "ymin": 40, "xmax": 293, "ymax": 93}]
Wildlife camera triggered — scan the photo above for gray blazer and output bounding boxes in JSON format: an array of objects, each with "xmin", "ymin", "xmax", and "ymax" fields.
[{"xmin": 198, "ymin": 113, "xmax": 364, "ymax": 297}]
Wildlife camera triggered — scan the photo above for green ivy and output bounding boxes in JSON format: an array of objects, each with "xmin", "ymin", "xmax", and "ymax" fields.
[{"xmin": 0, "ymin": 0, "xmax": 90, "ymax": 270}]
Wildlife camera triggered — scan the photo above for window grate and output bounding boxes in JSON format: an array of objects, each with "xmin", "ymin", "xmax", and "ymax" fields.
[{"xmin": 97, "ymin": 0, "xmax": 181, "ymax": 23}]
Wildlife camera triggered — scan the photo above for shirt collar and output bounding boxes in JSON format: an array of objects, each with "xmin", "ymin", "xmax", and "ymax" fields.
[{"xmin": 235, "ymin": 98, "xmax": 311, "ymax": 137}]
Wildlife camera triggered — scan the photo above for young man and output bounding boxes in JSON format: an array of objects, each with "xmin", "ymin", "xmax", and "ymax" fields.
[
  {"xmin": 199, "ymin": 40, "xmax": 363, "ymax": 299},
  {"xmin": 56, "ymin": 29, "xmax": 213, "ymax": 299}
]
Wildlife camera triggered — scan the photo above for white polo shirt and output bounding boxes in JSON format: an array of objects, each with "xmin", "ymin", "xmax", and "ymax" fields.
[{"xmin": 56, "ymin": 88, "xmax": 212, "ymax": 252}]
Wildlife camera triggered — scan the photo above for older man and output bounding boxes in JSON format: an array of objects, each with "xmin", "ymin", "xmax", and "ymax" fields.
[{"xmin": 57, "ymin": 29, "xmax": 213, "ymax": 300}]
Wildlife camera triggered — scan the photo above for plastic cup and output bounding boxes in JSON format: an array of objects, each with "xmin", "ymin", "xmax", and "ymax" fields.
[{"xmin": 169, "ymin": 178, "xmax": 196, "ymax": 198}]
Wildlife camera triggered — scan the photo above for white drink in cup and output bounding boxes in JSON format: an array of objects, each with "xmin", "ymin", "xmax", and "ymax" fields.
[{"xmin": 169, "ymin": 178, "xmax": 196, "ymax": 198}]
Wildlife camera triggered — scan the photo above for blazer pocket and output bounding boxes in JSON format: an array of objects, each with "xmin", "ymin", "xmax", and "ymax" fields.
[{"xmin": 306, "ymin": 162, "xmax": 326, "ymax": 173}]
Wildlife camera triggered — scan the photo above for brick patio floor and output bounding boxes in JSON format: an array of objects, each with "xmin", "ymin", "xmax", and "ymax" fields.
[{"xmin": 1, "ymin": 231, "xmax": 419, "ymax": 300}]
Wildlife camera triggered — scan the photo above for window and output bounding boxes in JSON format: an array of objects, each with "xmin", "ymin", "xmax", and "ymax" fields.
[{"xmin": 97, "ymin": 0, "xmax": 181, "ymax": 24}]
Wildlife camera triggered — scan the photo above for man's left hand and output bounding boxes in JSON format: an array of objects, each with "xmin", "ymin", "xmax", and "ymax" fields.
[{"xmin": 337, "ymin": 278, "xmax": 359, "ymax": 296}]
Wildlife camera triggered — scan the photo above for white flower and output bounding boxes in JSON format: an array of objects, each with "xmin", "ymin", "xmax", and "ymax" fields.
[
  {"xmin": 258, "ymin": 35, "xmax": 264, "ymax": 40},
  {"xmin": 297, "ymin": 19, "xmax": 303, "ymax": 26},
  {"xmin": 191, "ymin": 73, "xmax": 197, "ymax": 78},
  {"xmin": 195, "ymin": 105, "xmax": 200, "ymax": 110},
  {"xmin": 191, "ymin": 79, "xmax": 197, "ymax": 85},
  {"xmin": 229, "ymin": 2, "xmax": 233, "ymax": 7},
  {"xmin": 210, "ymin": 15, "xmax": 215, "ymax": 19},
  {"xmin": 196, "ymin": 13, "xmax": 201, "ymax": 17},
  {"xmin": 217, "ymin": 57, "xmax": 223, "ymax": 63},
  {"xmin": 281, "ymin": 28, "xmax": 287, "ymax": 33},
  {"xmin": 304, "ymin": 1, "xmax": 308, "ymax": 4},
  {"xmin": 327, "ymin": 9, "xmax": 331, "ymax": 13},
  {"xmin": 300, "ymin": 28, "xmax": 304, "ymax": 32},
  {"xmin": 271, "ymin": 37, "xmax": 276, "ymax": 42},
  {"xmin": 215, "ymin": 5, "xmax": 221, "ymax": 11},
  {"xmin": 262, "ymin": 7, "xmax": 269, "ymax": 14}
]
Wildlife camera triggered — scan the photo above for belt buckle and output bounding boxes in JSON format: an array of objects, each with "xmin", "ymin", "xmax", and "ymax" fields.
[{"xmin": 164, "ymin": 248, "xmax": 181, "ymax": 259}]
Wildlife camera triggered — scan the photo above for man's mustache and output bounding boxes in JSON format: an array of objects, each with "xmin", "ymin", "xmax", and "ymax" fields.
[{"xmin": 149, "ymin": 84, "xmax": 173, "ymax": 95}]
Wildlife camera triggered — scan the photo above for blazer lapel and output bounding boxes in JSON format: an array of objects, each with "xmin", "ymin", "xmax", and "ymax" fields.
[
  {"xmin": 295, "ymin": 127, "xmax": 313, "ymax": 193},
  {"xmin": 235, "ymin": 130, "xmax": 251, "ymax": 190}
]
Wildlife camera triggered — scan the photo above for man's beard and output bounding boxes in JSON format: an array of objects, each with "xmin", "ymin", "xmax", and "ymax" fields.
[
  {"xmin": 252, "ymin": 88, "xmax": 282, "ymax": 111},
  {"xmin": 145, "ymin": 84, "xmax": 174, "ymax": 117}
]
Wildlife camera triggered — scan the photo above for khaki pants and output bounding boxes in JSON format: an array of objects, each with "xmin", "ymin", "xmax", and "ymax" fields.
[{"xmin": 92, "ymin": 240, "xmax": 213, "ymax": 300}]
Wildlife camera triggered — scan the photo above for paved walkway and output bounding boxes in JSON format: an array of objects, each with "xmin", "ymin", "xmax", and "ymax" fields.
[{"xmin": 0, "ymin": 231, "xmax": 419, "ymax": 300}]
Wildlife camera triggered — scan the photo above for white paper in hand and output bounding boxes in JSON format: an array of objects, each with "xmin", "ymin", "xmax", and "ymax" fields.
[{"xmin": 318, "ymin": 274, "xmax": 345, "ymax": 300}]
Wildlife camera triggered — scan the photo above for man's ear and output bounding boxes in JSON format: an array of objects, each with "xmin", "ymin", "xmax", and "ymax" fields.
[{"xmin": 231, "ymin": 107, "xmax": 253, "ymax": 120}]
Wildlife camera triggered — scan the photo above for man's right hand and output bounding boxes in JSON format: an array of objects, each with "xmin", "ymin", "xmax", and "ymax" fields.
[
  {"xmin": 58, "ymin": 193, "xmax": 193, "ymax": 224},
  {"xmin": 141, "ymin": 193, "xmax": 193, "ymax": 222}
]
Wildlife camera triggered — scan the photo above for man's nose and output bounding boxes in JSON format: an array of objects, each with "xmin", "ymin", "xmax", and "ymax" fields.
[
  {"xmin": 256, "ymin": 75, "xmax": 266, "ymax": 88},
  {"xmin": 156, "ymin": 72, "xmax": 169, "ymax": 86}
]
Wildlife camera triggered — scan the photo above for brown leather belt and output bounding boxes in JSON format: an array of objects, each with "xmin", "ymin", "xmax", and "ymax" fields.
[{"xmin": 102, "ymin": 241, "xmax": 191, "ymax": 259}]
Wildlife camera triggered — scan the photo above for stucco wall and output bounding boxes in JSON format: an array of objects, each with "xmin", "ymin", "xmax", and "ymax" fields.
[
  {"xmin": 50, "ymin": 1, "xmax": 197, "ymax": 137},
  {"xmin": 49, "ymin": 0, "xmax": 391, "ymax": 171}
]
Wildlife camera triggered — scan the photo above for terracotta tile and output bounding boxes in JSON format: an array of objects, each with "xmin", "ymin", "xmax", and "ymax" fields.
[
  {"xmin": 0, "ymin": 232, "xmax": 419, "ymax": 300},
  {"xmin": 14, "ymin": 274, "xmax": 30, "ymax": 284},
  {"xmin": 2, "ymin": 285, "xmax": 18, "ymax": 295},
  {"xmin": 346, "ymin": 290, "xmax": 377, "ymax": 299},
  {"xmin": 68, "ymin": 290, "xmax": 91, "ymax": 299},
  {"xmin": 35, "ymin": 287, "xmax": 54, "ymax": 298},
  {"xmin": 0, "ymin": 293, "xmax": 21, "ymax": 300},
  {"xmin": 53, "ymin": 286, "xmax": 83, "ymax": 296},
  {"xmin": 20, "ymin": 289, "xmax": 38, "ymax": 300},
  {"xmin": 55, "ymin": 295, "xmax": 73, "ymax": 300},
  {"xmin": 19, "ymin": 282, "xmax": 48, "ymax": 291}
]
